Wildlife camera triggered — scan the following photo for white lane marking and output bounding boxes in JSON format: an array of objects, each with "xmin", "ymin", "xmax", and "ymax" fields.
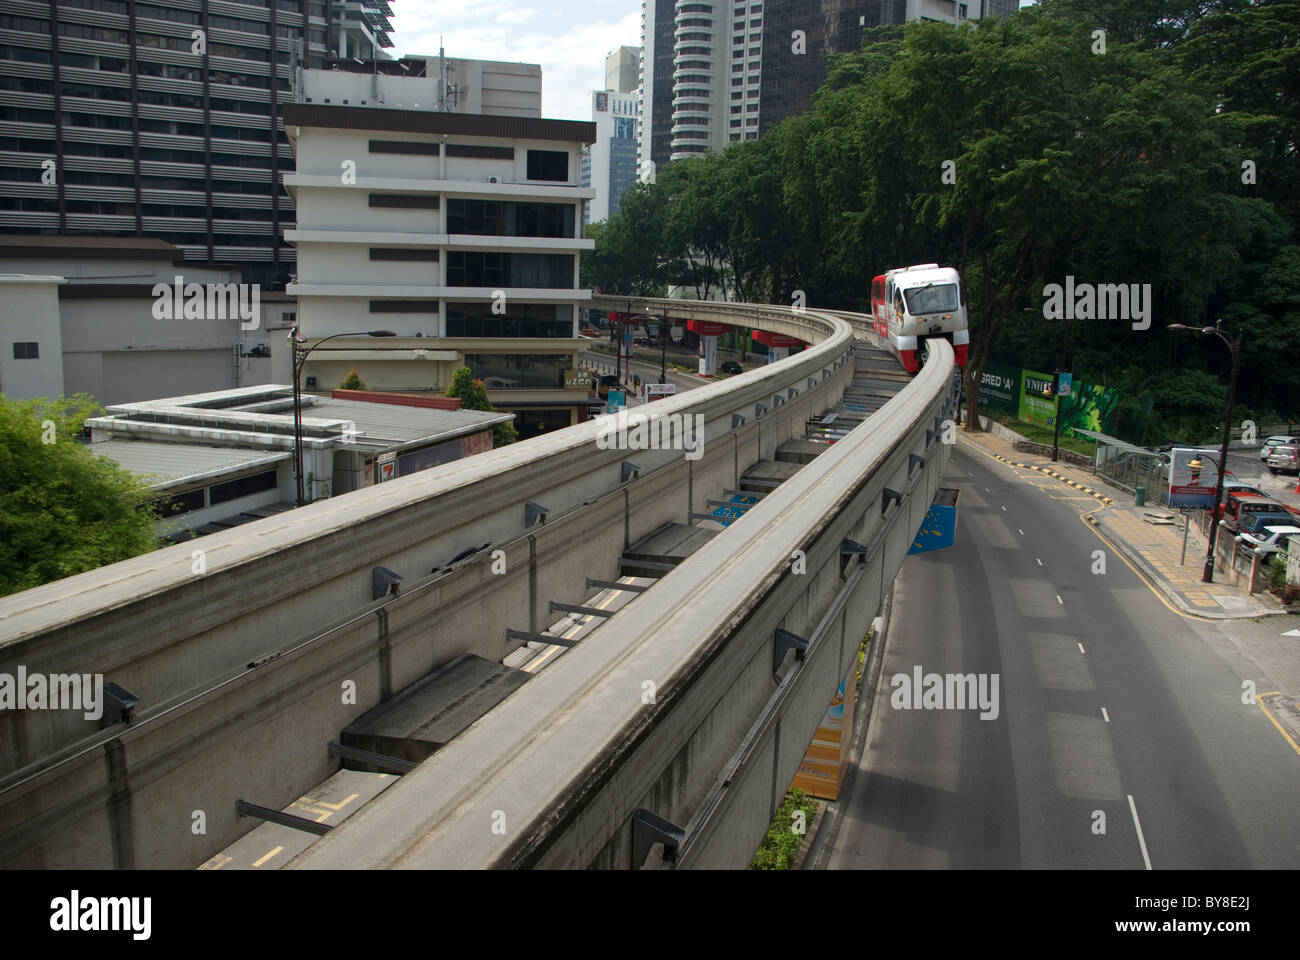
[
  {"xmin": 985, "ymin": 487, "xmax": 990, "ymax": 492},
  {"xmin": 1001, "ymin": 505, "xmax": 1007, "ymax": 512},
  {"xmin": 1056, "ymin": 595, "xmax": 1063, "ymax": 605},
  {"xmin": 1127, "ymin": 794, "xmax": 1153, "ymax": 870},
  {"xmin": 1037, "ymin": 558, "xmax": 1043, "ymax": 566},
  {"xmin": 1078, "ymin": 642, "xmax": 1086, "ymax": 654},
  {"xmin": 1101, "ymin": 707, "xmax": 1110, "ymax": 722},
  {"xmin": 1018, "ymin": 528, "xmax": 1024, "ymax": 535}
]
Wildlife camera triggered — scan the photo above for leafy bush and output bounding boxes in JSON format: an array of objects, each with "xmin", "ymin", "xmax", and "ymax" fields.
[
  {"xmin": 0, "ymin": 394, "xmax": 160, "ymax": 597},
  {"xmin": 340, "ymin": 369, "xmax": 365, "ymax": 390},
  {"xmin": 445, "ymin": 367, "xmax": 518, "ymax": 447},
  {"xmin": 750, "ymin": 788, "xmax": 820, "ymax": 870}
]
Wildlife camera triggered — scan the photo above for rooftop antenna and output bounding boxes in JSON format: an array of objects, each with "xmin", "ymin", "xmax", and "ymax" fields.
[{"xmin": 439, "ymin": 38, "xmax": 446, "ymax": 111}]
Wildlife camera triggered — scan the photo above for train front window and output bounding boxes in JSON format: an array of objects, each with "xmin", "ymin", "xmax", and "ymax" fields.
[{"xmin": 903, "ymin": 283, "xmax": 959, "ymax": 315}]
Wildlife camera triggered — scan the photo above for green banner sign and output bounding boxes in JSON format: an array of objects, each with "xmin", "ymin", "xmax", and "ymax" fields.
[
  {"xmin": 1019, "ymin": 368, "xmax": 1058, "ymax": 426},
  {"xmin": 980, "ymin": 361, "xmax": 1120, "ymax": 435},
  {"xmin": 977, "ymin": 361, "xmax": 1020, "ymax": 415}
]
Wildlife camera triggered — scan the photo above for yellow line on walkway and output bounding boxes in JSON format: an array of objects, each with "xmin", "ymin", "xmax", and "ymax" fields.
[
  {"xmin": 1256, "ymin": 695, "xmax": 1300, "ymax": 758},
  {"xmin": 252, "ymin": 845, "xmax": 283, "ymax": 868}
]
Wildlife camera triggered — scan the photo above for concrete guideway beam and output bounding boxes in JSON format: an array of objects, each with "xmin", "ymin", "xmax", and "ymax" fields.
[
  {"xmin": 0, "ymin": 300, "xmax": 859, "ymax": 869},
  {"xmin": 287, "ymin": 341, "xmax": 956, "ymax": 869}
]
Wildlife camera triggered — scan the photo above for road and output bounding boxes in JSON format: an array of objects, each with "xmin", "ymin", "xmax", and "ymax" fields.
[{"xmin": 826, "ymin": 440, "xmax": 1300, "ymax": 869}]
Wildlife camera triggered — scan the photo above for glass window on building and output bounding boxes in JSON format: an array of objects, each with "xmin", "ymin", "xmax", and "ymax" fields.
[
  {"xmin": 465, "ymin": 354, "xmax": 568, "ymax": 390},
  {"xmin": 526, "ymin": 150, "xmax": 569, "ymax": 182},
  {"xmin": 446, "ymin": 303, "xmax": 574, "ymax": 338}
]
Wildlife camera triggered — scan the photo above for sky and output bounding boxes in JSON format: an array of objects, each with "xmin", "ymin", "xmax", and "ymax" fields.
[
  {"xmin": 384, "ymin": 0, "xmax": 1041, "ymax": 123},
  {"xmin": 386, "ymin": 0, "xmax": 641, "ymax": 122}
]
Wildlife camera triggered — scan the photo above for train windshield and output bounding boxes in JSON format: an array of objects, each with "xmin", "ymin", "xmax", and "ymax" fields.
[{"xmin": 903, "ymin": 283, "xmax": 959, "ymax": 315}]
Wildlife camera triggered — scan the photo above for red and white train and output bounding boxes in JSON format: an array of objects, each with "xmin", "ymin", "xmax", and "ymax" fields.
[{"xmin": 870, "ymin": 263, "xmax": 969, "ymax": 374}]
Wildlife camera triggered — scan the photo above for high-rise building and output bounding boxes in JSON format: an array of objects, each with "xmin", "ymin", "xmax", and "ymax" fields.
[
  {"xmin": 757, "ymin": 0, "xmax": 1018, "ymax": 133},
  {"xmin": 582, "ymin": 87, "xmax": 639, "ymax": 225},
  {"xmin": 0, "ymin": 0, "xmax": 395, "ymax": 288},
  {"xmin": 636, "ymin": 0, "xmax": 1018, "ymax": 174},
  {"xmin": 637, "ymin": 0, "xmax": 678, "ymax": 180},
  {"xmin": 605, "ymin": 45, "xmax": 639, "ymax": 94}
]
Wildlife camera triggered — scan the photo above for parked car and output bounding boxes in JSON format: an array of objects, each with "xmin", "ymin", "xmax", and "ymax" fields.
[
  {"xmin": 719, "ymin": 360, "xmax": 744, "ymax": 375},
  {"xmin": 1259, "ymin": 435, "xmax": 1296, "ymax": 462},
  {"xmin": 1266, "ymin": 444, "xmax": 1300, "ymax": 475},
  {"xmin": 1221, "ymin": 493, "xmax": 1285, "ymax": 531},
  {"xmin": 1236, "ymin": 525, "xmax": 1300, "ymax": 560},
  {"xmin": 1238, "ymin": 510, "xmax": 1297, "ymax": 537},
  {"xmin": 1221, "ymin": 480, "xmax": 1265, "ymax": 497}
]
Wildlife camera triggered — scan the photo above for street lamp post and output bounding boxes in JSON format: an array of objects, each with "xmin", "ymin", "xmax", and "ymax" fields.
[
  {"xmin": 289, "ymin": 327, "xmax": 396, "ymax": 507},
  {"xmin": 659, "ymin": 316, "xmax": 668, "ymax": 385},
  {"xmin": 1168, "ymin": 322, "xmax": 1243, "ymax": 583}
]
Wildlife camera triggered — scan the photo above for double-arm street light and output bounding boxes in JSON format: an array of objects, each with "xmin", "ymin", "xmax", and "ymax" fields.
[
  {"xmin": 289, "ymin": 327, "xmax": 396, "ymax": 507},
  {"xmin": 1167, "ymin": 321, "xmax": 1243, "ymax": 583}
]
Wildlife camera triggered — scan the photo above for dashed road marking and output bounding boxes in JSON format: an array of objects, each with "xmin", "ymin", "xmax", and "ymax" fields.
[
  {"xmin": 1127, "ymin": 794, "xmax": 1152, "ymax": 870},
  {"xmin": 1101, "ymin": 707, "xmax": 1110, "ymax": 722}
]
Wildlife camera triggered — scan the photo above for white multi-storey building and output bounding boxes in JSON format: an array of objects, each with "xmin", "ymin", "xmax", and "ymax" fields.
[
  {"xmin": 582, "ymin": 89, "xmax": 640, "ymax": 225},
  {"xmin": 282, "ymin": 101, "xmax": 599, "ymax": 438}
]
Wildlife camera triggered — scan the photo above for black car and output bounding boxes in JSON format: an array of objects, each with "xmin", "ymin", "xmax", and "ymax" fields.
[{"xmin": 720, "ymin": 361, "xmax": 743, "ymax": 375}]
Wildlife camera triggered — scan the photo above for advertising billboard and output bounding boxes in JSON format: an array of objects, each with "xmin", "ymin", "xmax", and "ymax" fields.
[
  {"xmin": 1167, "ymin": 447, "xmax": 1221, "ymax": 509},
  {"xmin": 977, "ymin": 362, "xmax": 1020, "ymax": 415},
  {"xmin": 792, "ymin": 669, "xmax": 856, "ymax": 801},
  {"xmin": 1019, "ymin": 369, "xmax": 1058, "ymax": 427}
]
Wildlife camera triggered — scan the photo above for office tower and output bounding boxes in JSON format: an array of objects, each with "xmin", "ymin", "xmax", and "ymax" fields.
[{"xmin": 0, "ymin": 0, "xmax": 395, "ymax": 287}]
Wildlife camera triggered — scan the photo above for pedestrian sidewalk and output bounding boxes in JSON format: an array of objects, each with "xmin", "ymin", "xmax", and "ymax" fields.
[{"xmin": 958, "ymin": 427, "xmax": 1284, "ymax": 620}]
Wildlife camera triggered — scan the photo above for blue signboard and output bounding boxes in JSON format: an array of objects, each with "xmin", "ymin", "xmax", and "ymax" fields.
[{"xmin": 908, "ymin": 488, "xmax": 960, "ymax": 554}]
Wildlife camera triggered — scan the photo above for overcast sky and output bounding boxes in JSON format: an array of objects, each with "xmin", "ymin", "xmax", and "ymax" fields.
[
  {"xmin": 385, "ymin": 1, "xmax": 1040, "ymax": 123},
  {"xmin": 387, "ymin": 0, "xmax": 640, "ymax": 122}
]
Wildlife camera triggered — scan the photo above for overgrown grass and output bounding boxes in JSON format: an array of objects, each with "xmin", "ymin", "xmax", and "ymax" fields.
[
  {"xmin": 981, "ymin": 408, "xmax": 1098, "ymax": 458},
  {"xmin": 750, "ymin": 788, "xmax": 820, "ymax": 870}
]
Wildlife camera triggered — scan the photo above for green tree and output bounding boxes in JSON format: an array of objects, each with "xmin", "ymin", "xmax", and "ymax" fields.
[
  {"xmin": 580, "ymin": 183, "xmax": 667, "ymax": 296},
  {"xmin": 340, "ymin": 368, "xmax": 365, "ymax": 390},
  {"xmin": 446, "ymin": 367, "xmax": 518, "ymax": 447},
  {"xmin": 0, "ymin": 394, "xmax": 160, "ymax": 597}
]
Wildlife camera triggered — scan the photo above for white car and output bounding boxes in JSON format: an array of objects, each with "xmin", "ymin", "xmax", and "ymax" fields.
[
  {"xmin": 1259, "ymin": 435, "xmax": 1297, "ymax": 461},
  {"xmin": 1236, "ymin": 524, "xmax": 1300, "ymax": 559},
  {"xmin": 1267, "ymin": 444, "xmax": 1300, "ymax": 475}
]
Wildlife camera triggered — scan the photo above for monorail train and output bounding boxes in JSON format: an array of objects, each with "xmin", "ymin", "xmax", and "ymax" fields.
[{"xmin": 869, "ymin": 263, "xmax": 969, "ymax": 374}]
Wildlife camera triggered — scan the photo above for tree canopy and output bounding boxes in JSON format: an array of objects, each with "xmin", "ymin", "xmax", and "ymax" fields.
[
  {"xmin": 445, "ymin": 367, "xmax": 519, "ymax": 447},
  {"xmin": 0, "ymin": 395, "xmax": 160, "ymax": 598},
  {"xmin": 589, "ymin": 0, "xmax": 1299, "ymax": 442}
]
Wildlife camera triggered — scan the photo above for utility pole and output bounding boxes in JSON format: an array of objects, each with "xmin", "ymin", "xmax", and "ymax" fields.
[{"xmin": 1169, "ymin": 322, "xmax": 1242, "ymax": 583}]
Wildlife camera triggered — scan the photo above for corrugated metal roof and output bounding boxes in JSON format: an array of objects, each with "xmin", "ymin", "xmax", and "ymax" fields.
[
  {"xmin": 88, "ymin": 440, "xmax": 291, "ymax": 487},
  {"xmin": 302, "ymin": 397, "xmax": 507, "ymax": 447}
]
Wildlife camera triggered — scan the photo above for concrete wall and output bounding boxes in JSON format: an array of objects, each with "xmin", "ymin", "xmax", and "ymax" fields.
[{"xmin": 0, "ymin": 277, "xmax": 64, "ymax": 400}]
